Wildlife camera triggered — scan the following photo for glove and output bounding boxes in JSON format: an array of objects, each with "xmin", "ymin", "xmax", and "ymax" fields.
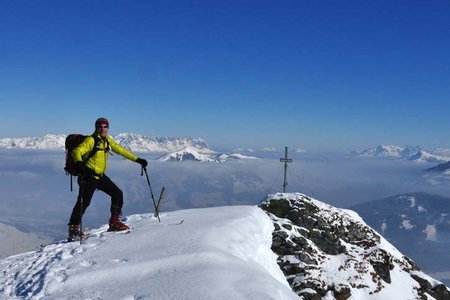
[
  {"xmin": 75, "ymin": 161, "xmax": 86, "ymax": 175},
  {"xmin": 136, "ymin": 158, "xmax": 148, "ymax": 168}
]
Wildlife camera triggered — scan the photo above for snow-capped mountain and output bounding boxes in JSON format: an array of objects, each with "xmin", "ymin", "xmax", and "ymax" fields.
[
  {"xmin": 352, "ymin": 144, "xmax": 407, "ymax": 158},
  {"xmin": 349, "ymin": 192, "xmax": 450, "ymax": 286},
  {"xmin": 2, "ymin": 194, "xmax": 449, "ymax": 300},
  {"xmin": 0, "ymin": 133, "xmax": 210, "ymax": 153},
  {"xmin": 0, "ymin": 134, "xmax": 66, "ymax": 150},
  {"xmin": 113, "ymin": 133, "xmax": 210, "ymax": 153},
  {"xmin": 157, "ymin": 147, "xmax": 259, "ymax": 162},
  {"xmin": 260, "ymin": 193, "xmax": 450, "ymax": 299},
  {"xmin": 352, "ymin": 145, "xmax": 450, "ymax": 163}
]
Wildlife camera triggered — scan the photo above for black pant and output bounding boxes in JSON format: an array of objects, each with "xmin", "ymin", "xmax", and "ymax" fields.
[{"xmin": 69, "ymin": 174, "xmax": 123, "ymax": 225}]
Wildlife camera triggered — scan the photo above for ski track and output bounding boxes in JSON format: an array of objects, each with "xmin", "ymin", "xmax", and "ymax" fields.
[
  {"xmin": 0, "ymin": 214, "xmax": 178, "ymax": 300},
  {"xmin": 0, "ymin": 223, "xmax": 132, "ymax": 299},
  {"xmin": 1, "ymin": 243, "xmax": 76, "ymax": 298}
]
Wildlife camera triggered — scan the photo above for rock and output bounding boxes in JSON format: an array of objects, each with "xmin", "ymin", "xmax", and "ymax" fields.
[{"xmin": 259, "ymin": 192, "xmax": 450, "ymax": 299}]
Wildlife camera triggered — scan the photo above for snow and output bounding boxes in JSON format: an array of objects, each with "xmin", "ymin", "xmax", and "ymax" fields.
[
  {"xmin": 0, "ymin": 206, "xmax": 299, "ymax": 300},
  {"xmin": 0, "ymin": 134, "xmax": 258, "ymax": 162},
  {"xmin": 0, "ymin": 134, "xmax": 211, "ymax": 153},
  {"xmin": 424, "ymin": 224, "xmax": 437, "ymax": 241},
  {"xmin": 264, "ymin": 193, "xmax": 450, "ymax": 299},
  {"xmin": 381, "ymin": 221, "xmax": 388, "ymax": 234},
  {"xmin": 432, "ymin": 147, "xmax": 450, "ymax": 157},
  {"xmin": 353, "ymin": 144, "xmax": 450, "ymax": 163},
  {"xmin": 418, "ymin": 205, "xmax": 427, "ymax": 213},
  {"xmin": 401, "ymin": 219, "xmax": 415, "ymax": 230},
  {"xmin": 158, "ymin": 147, "xmax": 259, "ymax": 162},
  {"xmin": 2, "ymin": 192, "xmax": 449, "ymax": 299}
]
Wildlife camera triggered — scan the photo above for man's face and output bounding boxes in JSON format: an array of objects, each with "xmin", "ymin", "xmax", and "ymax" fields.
[{"xmin": 96, "ymin": 124, "xmax": 109, "ymax": 138}]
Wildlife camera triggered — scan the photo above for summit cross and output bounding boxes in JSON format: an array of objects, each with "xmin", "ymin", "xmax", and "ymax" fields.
[{"xmin": 280, "ymin": 146, "xmax": 293, "ymax": 193}]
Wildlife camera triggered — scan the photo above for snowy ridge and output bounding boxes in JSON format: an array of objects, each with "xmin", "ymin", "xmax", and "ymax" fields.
[
  {"xmin": 157, "ymin": 146, "xmax": 259, "ymax": 162},
  {"xmin": 352, "ymin": 145, "xmax": 450, "ymax": 163},
  {"xmin": 0, "ymin": 133, "xmax": 210, "ymax": 153},
  {"xmin": 113, "ymin": 133, "xmax": 210, "ymax": 153},
  {"xmin": 0, "ymin": 206, "xmax": 298, "ymax": 300},
  {"xmin": 0, "ymin": 134, "xmax": 66, "ymax": 150},
  {"xmin": 260, "ymin": 193, "xmax": 450, "ymax": 299}
]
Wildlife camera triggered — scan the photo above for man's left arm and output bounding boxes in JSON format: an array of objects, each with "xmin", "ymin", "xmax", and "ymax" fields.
[{"xmin": 108, "ymin": 136, "xmax": 147, "ymax": 167}]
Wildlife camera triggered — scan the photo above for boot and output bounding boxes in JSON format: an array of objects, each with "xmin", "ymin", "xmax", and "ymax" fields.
[
  {"xmin": 67, "ymin": 224, "xmax": 86, "ymax": 242},
  {"xmin": 108, "ymin": 214, "xmax": 130, "ymax": 232}
]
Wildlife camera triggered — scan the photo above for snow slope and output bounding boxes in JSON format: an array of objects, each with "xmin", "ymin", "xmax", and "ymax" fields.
[{"xmin": 0, "ymin": 206, "xmax": 298, "ymax": 300}]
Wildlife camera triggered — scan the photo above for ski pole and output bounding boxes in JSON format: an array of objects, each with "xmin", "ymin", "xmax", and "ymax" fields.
[
  {"xmin": 78, "ymin": 175, "xmax": 86, "ymax": 244},
  {"xmin": 142, "ymin": 167, "xmax": 160, "ymax": 222}
]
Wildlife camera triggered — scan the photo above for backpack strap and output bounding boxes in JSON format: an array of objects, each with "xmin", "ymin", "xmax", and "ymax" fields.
[{"xmin": 85, "ymin": 134, "xmax": 110, "ymax": 161}]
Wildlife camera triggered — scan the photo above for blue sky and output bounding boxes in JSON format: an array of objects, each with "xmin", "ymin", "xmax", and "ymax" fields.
[{"xmin": 1, "ymin": 0, "xmax": 449, "ymax": 151}]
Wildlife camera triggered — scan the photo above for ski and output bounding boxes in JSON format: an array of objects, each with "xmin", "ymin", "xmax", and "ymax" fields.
[
  {"xmin": 153, "ymin": 219, "xmax": 184, "ymax": 226},
  {"xmin": 69, "ymin": 234, "xmax": 89, "ymax": 243},
  {"xmin": 106, "ymin": 229, "xmax": 132, "ymax": 234},
  {"xmin": 168, "ymin": 219, "xmax": 184, "ymax": 225},
  {"xmin": 40, "ymin": 235, "xmax": 90, "ymax": 248},
  {"xmin": 40, "ymin": 228, "xmax": 132, "ymax": 248},
  {"xmin": 95, "ymin": 228, "xmax": 132, "ymax": 239}
]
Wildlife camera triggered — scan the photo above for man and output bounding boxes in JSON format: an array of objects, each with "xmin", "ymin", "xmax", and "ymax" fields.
[{"xmin": 67, "ymin": 117, "xmax": 148, "ymax": 241}]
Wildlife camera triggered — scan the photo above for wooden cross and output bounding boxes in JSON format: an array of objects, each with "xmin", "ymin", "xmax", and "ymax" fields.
[{"xmin": 280, "ymin": 147, "xmax": 293, "ymax": 192}]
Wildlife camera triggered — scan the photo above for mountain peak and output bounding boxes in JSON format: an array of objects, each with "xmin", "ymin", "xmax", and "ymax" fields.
[
  {"xmin": 259, "ymin": 192, "xmax": 450, "ymax": 299},
  {"xmin": 157, "ymin": 147, "xmax": 258, "ymax": 162},
  {"xmin": 0, "ymin": 134, "xmax": 211, "ymax": 153},
  {"xmin": 353, "ymin": 145, "xmax": 450, "ymax": 163}
]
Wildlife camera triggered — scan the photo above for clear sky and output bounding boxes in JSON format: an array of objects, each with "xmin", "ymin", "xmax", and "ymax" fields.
[{"xmin": 1, "ymin": 0, "xmax": 449, "ymax": 151}]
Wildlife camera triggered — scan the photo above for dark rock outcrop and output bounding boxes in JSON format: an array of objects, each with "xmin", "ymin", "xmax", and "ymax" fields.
[{"xmin": 260, "ymin": 193, "xmax": 450, "ymax": 299}]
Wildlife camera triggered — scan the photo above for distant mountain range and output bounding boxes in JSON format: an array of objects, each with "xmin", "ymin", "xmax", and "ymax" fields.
[
  {"xmin": 0, "ymin": 134, "xmax": 66, "ymax": 150},
  {"xmin": 352, "ymin": 145, "xmax": 450, "ymax": 163},
  {"xmin": 0, "ymin": 133, "xmax": 210, "ymax": 153},
  {"xmin": 0, "ymin": 133, "xmax": 257, "ymax": 162},
  {"xmin": 349, "ymin": 192, "xmax": 450, "ymax": 285},
  {"xmin": 157, "ymin": 146, "xmax": 258, "ymax": 162}
]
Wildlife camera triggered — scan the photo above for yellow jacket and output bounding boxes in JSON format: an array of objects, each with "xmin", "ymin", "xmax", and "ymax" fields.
[{"xmin": 72, "ymin": 134, "xmax": 138, "ymax": 176}]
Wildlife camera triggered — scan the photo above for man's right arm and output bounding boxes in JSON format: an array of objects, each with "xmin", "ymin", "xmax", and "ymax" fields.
[{"xmin": 72, "ymin": 137, "xmax": 95, "ymax": 163}]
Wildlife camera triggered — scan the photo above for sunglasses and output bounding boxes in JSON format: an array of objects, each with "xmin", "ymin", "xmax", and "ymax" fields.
[{"xmin": 97, "ymin": 125, "xmax": 109, "ymax": 129}]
